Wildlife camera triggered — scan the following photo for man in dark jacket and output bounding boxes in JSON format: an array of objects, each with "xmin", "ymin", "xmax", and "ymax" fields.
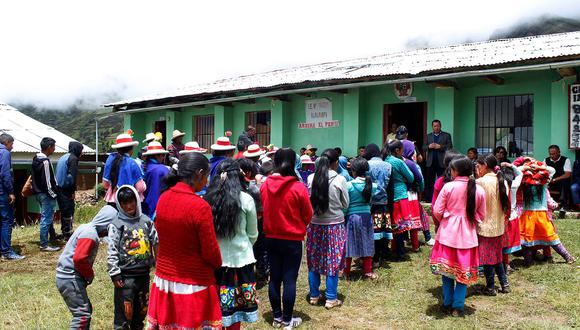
[
  {"xmin": 237, "ymin": 125, "xmax": 256, "ymax": 152},
  {"xmin": 0, "ymin": 133, "xmax": 25, "ymax": 260},
  {"xmin": 422, "ymin": 119, "xmax": 453, "ymax": 202},
  {"xmin": 56, "ymin": 141, "xmax": 83, "ymax": 240},
  {"xmin": 32, "ymin": 137, "xmax": 60, "ymax": 252}
]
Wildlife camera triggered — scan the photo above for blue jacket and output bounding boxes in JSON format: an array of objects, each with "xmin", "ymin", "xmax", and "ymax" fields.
[
  {"xmin": 367, "ymin": 157, "xmax": 391, "ymax": 205},
  {"xmin": 209, "ymin": 156, "xmax": 227, "ymax": 182},
  {"xmin": 144, "ymin": 159, "xmax": 170, "ymax": 218},
  {"xmin": 103, "ymin": 153, "xmax": 143, "ymax": 188},
  {"xmin": 573, "ymin": 159, "xmax": 580, "ymax": 185},
  {"xmin": 0, "ymin": 144, "xmax": 13, "ymax": 195}
]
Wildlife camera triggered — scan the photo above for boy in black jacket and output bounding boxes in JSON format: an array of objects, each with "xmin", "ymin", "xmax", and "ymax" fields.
[{"xmin": 56, "ymin": 141, "xmax": 84, "ymax": 240}]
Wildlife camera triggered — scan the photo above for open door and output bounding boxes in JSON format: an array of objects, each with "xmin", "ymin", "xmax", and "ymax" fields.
[{"xmin": 383, "ymin": 102, "xmax": 427, "ymax": 157}]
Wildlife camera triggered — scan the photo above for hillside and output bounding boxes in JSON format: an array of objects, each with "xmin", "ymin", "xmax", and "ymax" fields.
[
  {"xmin": 15, "ymin": 103, "xmax": 122, "ymax": 153},
  {"xmin": 490, "ymin": 15, "xmax": 580, "ymax": 39}
]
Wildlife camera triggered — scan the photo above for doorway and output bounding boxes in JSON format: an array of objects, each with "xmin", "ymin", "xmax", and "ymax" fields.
[
  {"xmin": 383, "ymin": 102, "xmax": 427, "ymax": 156},
  {"xmin": 154, "ymin": 120, "xmax": 167, "ymax": 147}
]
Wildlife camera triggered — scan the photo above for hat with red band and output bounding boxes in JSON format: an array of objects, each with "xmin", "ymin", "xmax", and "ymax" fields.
[
  {"xmin": 180, "ymin": 141, "xmax": 208, "ymax": 154},
  {"xmin": 142, "ymin": 141, "xmax": 169, "ymax": 156},
  {"xmin": 112, "ymin": 133, "xmax": 139, "ymax": 149},
  {"xmin": 211, "ymin": 137, "xmax": 236, "ymax": 151}
]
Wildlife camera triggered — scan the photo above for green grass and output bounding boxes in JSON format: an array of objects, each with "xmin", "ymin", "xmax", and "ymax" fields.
[{"xmin": 1, "ymin": 206, "xmax": 578, "ymax": 329}]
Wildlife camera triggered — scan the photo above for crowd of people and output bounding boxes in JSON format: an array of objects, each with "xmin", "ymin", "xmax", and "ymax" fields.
[{"xmin": 0, "ymin": 118, "xmax": 577, "ymax": 329}]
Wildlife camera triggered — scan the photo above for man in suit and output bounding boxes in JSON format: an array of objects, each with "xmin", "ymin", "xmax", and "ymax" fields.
[{"xmin": 422, "ymin": 119, "xmax": 453, "ymax": 202}]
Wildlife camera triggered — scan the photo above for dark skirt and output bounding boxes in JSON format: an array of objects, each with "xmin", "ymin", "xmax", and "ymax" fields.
[
  {"xmin": 306, "ymin": 223, "xmax": 346, "ymax": 276},
  {"xmin": 345, "ymin": 213, "xmax": 375, "ymax": 258},
  {"xmin": 478, "ymin": 235, "xmax": 503, "ymax": 266},
  {"xmin": 215, "ymin": 264, "xmax": 259, "ymax": 327}
]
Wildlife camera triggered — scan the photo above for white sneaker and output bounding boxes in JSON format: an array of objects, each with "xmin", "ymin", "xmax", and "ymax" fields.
[
  {"xmin": 282, "ymin": 317, "xmax": 302, "ymax": 330},
  {"xmin": 426, "ymin": 238, "xmax": 436, "ymax": 246}
]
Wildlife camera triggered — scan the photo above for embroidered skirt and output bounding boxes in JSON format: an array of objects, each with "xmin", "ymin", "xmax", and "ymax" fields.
[
  {"xmin": 519, "ymin": 210, "xmax": 561, "ymax": 247},
  {"xmin": 371, "ymin": 204, "xmax": 393, "ymax": 240},
  {"xmin": 306, "ymin": 223, "xmax": 346, "ymax": 276},
  {"xmin": 391, "ymin": 197, "xmax": 422, "ymax": 234},
  {"xmin": 430, "ymin": 241, "xmax": 479, "ymax": 285},
  {"xmin": 478, "ymin": 235, "xmax": 503, "ymax": 265},
  {"xmin": 215, "ymin": 264, "xmax": 259, "ymax": 327},
  {"xmin": 503, "ymin": 217, "xmax": 522, "ymax": 254},
  {"xmin": 419, "ymin": 204, "xmax": 431, "ymax": 232},
  {"xmin": 147, "ymin": 276, "xmax": 222, "ymax": 330},
  {"xmin": 345, "ymin": 213, "xmax": 375, "ymax": 258}
]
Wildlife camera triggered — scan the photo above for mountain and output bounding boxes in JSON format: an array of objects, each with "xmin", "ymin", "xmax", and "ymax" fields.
[
  {"xmin": 15, "ymin": 103, "xmax": 122, "ymax": 153},
  {"xmin": 490, "ymin": 15, "xmax": 580, "ymax": 40}
]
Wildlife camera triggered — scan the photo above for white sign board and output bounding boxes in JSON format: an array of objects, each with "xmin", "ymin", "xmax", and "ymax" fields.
[
  {"xmin": 298, "ymin": 98, "xmax": 339, "ymax": 129},
  {"xmin": 570, "ymin": 84, "xmax": 580, "ymax": 149}
]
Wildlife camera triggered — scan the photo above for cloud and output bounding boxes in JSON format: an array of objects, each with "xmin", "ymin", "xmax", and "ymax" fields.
[{"xmin": 1, "ymin": 0, "xmax": 579, "ymax": 109}]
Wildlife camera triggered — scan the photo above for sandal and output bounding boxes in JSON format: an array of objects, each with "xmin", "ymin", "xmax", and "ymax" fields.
[
  {"xmin": 324, "ymin": 299, "xmax": 343, "ymax": 309},
  {"xmin": 309, "ymin": 296, "xmax": 320, "ymax": 305},
  {"xmin": 272, "ymin": 317, "xmax": 284, "ymax": 328},
  {"xmin": 363, "ymin": 272, "xmax": 378, "ymax": 280}
]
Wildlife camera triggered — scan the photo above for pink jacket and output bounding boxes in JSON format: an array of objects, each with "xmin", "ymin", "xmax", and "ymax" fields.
[{"xmin": 432, "ymin": 176, "xmax": 487, "ymax": 249}]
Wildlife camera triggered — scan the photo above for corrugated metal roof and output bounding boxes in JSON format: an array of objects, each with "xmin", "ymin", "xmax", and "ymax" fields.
[
  {"xmin": 0, "ymin": 102, "xmax": 95, "ymax": 154},
  {"xmin": 107, "ymin": 31, "xmax": 580, "ymax": 107}
]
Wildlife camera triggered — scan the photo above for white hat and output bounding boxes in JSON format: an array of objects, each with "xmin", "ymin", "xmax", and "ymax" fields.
[
  {"xmin": 142, "ymin": 141, "xmax": 169, "ymax": 156},
  {"xmin": 300, "ymin": 154, "xmax": 314, "ymax": 164},
  {"xmin": 143, "ymin": 132, "xmax": 157, "ymax": 143},
  {"xmin": 172, "ymin": 130, "xmax": 186, "ymax": 140},
  {"xmin": 260, "ymin": 156, "xmax": 272, "ymax": 164},
  {"xmin": 243, "ymin": 144, "xmax": 264, "ymax": 158},
  {"xmin": 111, "ymin": 133, "xmax": 139, "ymax": 149},
  {"xmin": 180, "ymin": 141, "xmax": 207, "ymax": 154},
  {"xmin": 211, "ymin": 137, "xmax": 236, "ymax": 151}
]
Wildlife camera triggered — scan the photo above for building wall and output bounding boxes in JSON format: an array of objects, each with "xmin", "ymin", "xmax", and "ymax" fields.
[{"xmin": 124, "ymin": 68, "xmax": 578, "ymax": 160}]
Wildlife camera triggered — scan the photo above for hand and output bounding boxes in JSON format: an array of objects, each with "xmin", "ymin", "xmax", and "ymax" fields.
[
  {"xmin": 500, "ymin": 162, "xmax": 511, "ymax": 168},
  {"xmin": 8, "ymin": 194, "xmax": 15, "ymax": 204},
  {"xmin": 429, "ymin": 143, "xmax": 436, "ymax": 149},
  {"xmin": 86, "ymin": 277, "xmax": 94, "ymax": 286},
  {"xmin": 113, "ymin": 279, "xmax": 124, "ymax": 288}
]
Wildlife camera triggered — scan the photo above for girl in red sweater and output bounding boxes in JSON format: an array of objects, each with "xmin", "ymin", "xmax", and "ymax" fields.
[
  {"xmin": 147, "ymin": 153, "xmax": 223, "ymax": 330},
  {"xmin": 260, "ymin": 148, "xmax": 313, "ymax": 330}
]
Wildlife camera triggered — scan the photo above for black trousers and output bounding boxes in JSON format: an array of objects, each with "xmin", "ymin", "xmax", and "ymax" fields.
[
  {"xmin": 253, "ymin": 220, "xmax": 270, "ymax": 279},
  {"xmin": 425, "ymin": 162, "xmax": 444, "ymax": 202},
  {"xmin": 266, "ymin": 238, "xmax": 302, "ymax": 323},
  {"xmin": 548, "ymin": 180, "xmax": 571, "ymax": 207},
  {"xmin": 113, "ymin": 275, "xmax": 150, "ymax": 330},
  {"xmin": 57, "ymin": 193, "xmax": 75, "ymax": 238}
]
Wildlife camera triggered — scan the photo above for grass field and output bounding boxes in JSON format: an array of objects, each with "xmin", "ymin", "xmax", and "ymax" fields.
[{"xmin": 0, "ymin": 204, "xmax": 578, "ymax": 329}]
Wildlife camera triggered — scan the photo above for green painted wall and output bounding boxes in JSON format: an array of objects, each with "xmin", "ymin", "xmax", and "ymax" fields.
[{"xmin": 124, "ymin": 68, "xmax": 578, "ymax": 160}]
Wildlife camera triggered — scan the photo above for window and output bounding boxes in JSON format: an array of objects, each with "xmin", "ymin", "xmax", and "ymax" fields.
[
  {"xmin": 476, "ymin": 95, "xmax": 533, "ymax": 156},
  {"xmin": 245, "ymin": 111, "xmax": 271, "ymax": 146},
  {"xmin": 194, "ymin": 115, "xmax": 214, "ymax": 151}
]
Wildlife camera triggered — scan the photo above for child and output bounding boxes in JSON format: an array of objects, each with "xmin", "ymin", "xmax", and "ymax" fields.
[
  {"xmin": 56, "ymin": 205, "xmax": 118, "ymax": 329},
  {"xmin": 307, "ymin": 148, "xmax": 349, "ymax": 309},
  {"xmin": 500, "ymin": 162, "xmax": 523, "ymax": 273},
  {"xmin": 205, "ymin": 159, "xmax": 259, "ymax": 329},
  {"xmin": 298, "ymin": 155, "xmax": 315, "ymax": 185},
  {"xmin": 430, "ymin": 156, "xmax": 486, "ymax": 317},
  {"xmin": 107, "ymin": 185, "xmax": 158, "ymax": 330},
  {"xmin": 401, "ymin": 139, "xmax": 425, "ymax": 252},
  {"xmin": 343, "ymin": 158, "xmax": 378, "ymax": 280},
  {"xmin": 475, "ymin": 154, "xmax": 511, "ymax": 295}
]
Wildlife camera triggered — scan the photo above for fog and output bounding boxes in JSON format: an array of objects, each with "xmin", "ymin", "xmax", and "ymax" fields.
[{"xmin": 1, "ymin": 0, "xmax": 579, "ymax": 109}]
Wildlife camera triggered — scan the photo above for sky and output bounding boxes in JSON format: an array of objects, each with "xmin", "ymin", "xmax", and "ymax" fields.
[{"xmin": 1, "ymin": 0, "xmax": 580, "ymax": 109}]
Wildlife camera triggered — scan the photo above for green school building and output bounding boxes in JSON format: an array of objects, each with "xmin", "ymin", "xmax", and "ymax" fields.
[{"xmin": 107, "ymin": 32, "xmax": 580, "ymax": 161}]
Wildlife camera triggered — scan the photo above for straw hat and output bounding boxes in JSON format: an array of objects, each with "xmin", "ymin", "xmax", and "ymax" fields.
[
  {"xmin": 112, "ymin": 133, "xmax": 139, "ymax": 149},
  {"xmin": 143, "ymin": 132, "xmax": 157, "ymax": 143},
  {"xmin": 243, "ymin": 144, "xmax": 264, "ymax": 158},
  {"xmin": 265, "ymin": 146, "xmax": 279, "ymax": 156},
  {"xmin": 211, "ymin": 137, "xmax": 236, "ymax": 151},
  {"xmin": 180, "ymin": 141, "xmax": 207, "ymax": 154},
  {"xmin": 300, "ymin": 154, "xmax": 314, "ymax": 164},
  {"xmin": 305, "ymin": 144, "xmax": 318, "ymax": 152},
  {"xmin": 142, "ymin": 141, "xmax": 169, "ymax": 156},
  {"xmin": 171, "ymin": 130, "xmax": 186, "ymax": 140}
]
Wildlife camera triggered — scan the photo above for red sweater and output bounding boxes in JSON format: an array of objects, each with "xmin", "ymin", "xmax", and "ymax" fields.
[
  {"xmin": 260, "ymin": 174, "xmax": 313, "ymax": 241},
  {"xmin": 154, "ymin": 182, "xmax": 222, "ymax": 286}
]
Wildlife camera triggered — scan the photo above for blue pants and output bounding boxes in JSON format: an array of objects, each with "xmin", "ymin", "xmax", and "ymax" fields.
[
  {"xmin": 36, "ymin": 193, "xmax": 56, "ymax": 247},
  {"xmin": 441, "ymin": 276, "xmax": 467, "ymax": 311},
  {"xmin": 0, "ymin": 194, "xmax": 15, "ymax": 255},
  {"xmin": 308, "ymin": 271, "xmax": 339, "ymax": 301},
  {"xmin": 571, "ymin": 183, "xmax": 580, "ymax": 205}
]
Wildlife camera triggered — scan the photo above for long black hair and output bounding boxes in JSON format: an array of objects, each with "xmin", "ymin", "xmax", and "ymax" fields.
[
  {"xmin": 384, "ymin": 140, "xmax": 403, "ymax": 160},
  {"xmin": 442, "ymin": 149, "xmax": 462, "ymax": 184},
  {"xmin": 362, "ymin": 143, "xmax": 381, "ymax": 160},
  {"xmin": 351, "ymin": 157, "xmax": 372, "ymax": 203},
  {"xmin": 476, "ymin": 153, "xmax": 510, "ymax": 214},
  {"xmin": 450, "ymin": 156, "xmax": 477, "ymax": 224},
  {"xmin": 163, "ymin": 152, "xmax": 209, "ymax": 191},
  {"xmin": 110, "ymin": 146, "xmax": 133, "ymax": 189},
  {"xmin": 311, "ymin": 148, "xmax": 339, "ymax": 215},
  {"xmin": 274, "ymin": 148, "xmax": 299, "ymax": 177},
  {"xmin": 204, "ymin": 159, "xmax": 246, "ymax": 239},
  {"xmin": 236, "ymin": 158, "xmax": 258, "ymax": 181}
]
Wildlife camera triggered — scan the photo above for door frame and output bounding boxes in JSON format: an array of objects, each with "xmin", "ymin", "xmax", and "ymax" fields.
[{"xmin": 383, "ymin": 102, "xmax": 428, "ymax": 147}]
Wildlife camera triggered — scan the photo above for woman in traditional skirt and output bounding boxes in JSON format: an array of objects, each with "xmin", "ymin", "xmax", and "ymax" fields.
[
  {"xmin": 343, "ymin": 157, "xmax": 378, "ymax": 280},
  {"xmin": 147, "ymin": 153, "xmax": 223, "ymax": 330},
  {"xmin": 516, "ymin": 158, "xmax": 576, "ymax": 265},
  {"xmin": 430, "ymin": 156, "xmax": 486, "ymax": 317},
  {"xmin": 383, "ymin": 140, "xmax": 415, "ymax": 259},
  {"xmin": 362, "ymin": 143, "xmax": 392, "ymax": 266},
  {"xmin": 475, "ymin": 154, "xmax": 511, "ymax": 295},
  {"xmin": 205, "ymin": 159, "xmax": 259, "ymax": 330},
  {"xmin": 307, "ymin": 148, "xmax": 349, "ymax": 309},
  {"xmin": 401, "ymin": 139, "xmax": 425, "ymax": 252},
  {"xmin": 499, "ymin": 162, "xmax": 523, "ymax": 273}
]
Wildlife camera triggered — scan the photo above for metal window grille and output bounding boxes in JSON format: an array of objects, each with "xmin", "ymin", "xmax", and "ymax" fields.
[
  {"xmin": 245, "ymin": 111, "xmax": 271, "ymax": 146},
  {"xmin": 476, "ymin": 94, "xmax": 533, "ymax": 157},
  {"xmin": 194, "ymin": 115, "xmax": 214, "ymax": 151}
]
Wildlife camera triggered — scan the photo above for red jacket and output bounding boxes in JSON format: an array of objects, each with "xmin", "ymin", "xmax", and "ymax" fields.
[
  {"xmin": 260, "ymin": 174, "xmax": 313, "ymax": 241},
  {"xmin": 154, "ymin": 182, "xmax": 222, "ymax": 285}
]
